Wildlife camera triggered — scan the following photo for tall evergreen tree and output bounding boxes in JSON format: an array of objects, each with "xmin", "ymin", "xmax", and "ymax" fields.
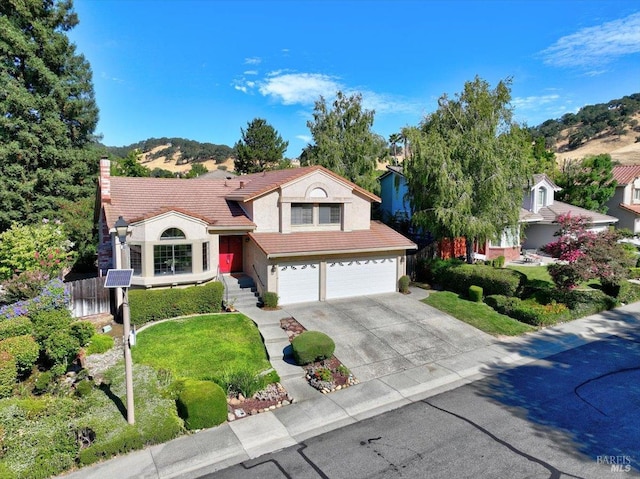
[
  {"xmin": 405, "ymin": 76, "xmax": 531, "ymax": 262},
  {"xmin": 555, "ymin": 154, "xmax": 617, "ymax": 213},
  {"xmin": 302, "ymin": 91, "xmax": 386, "ymax": 193},
  {"xmin": 234, "ymin": 118, "xmax": 288, "ymax": 174},
  {"xmin": 0, "ymin": 0, "xmax": 99, "ymax": 231}
]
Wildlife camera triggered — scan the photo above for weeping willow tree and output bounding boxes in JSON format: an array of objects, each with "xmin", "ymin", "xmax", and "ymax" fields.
[{"xmin": 404, "ymin": 76, "xmax": 532, "ymax": 262}]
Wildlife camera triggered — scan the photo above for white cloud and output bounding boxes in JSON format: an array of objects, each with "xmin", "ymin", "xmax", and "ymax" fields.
[
  {"xmin": 512, "ymin": 94, "xmax": 560, "ymax": 111},
  {"xmin": 234, "ymin": 85, "xmax": 247, "ymax": 93},
  {"xmin": 244, "ymin": 57, "xmax": 262, "ymax": 65},
  {"xmin": 258, "ymin": 73, "xmax": 342, "ymax": 105},
  {"xmin": 244, "ymin": 70, "xmax": 258, "ymax": 75},
  {"xmin": 295, "ymin": 134, "xmax": 311, "ymax": 143},
  {"xmin": 541, "ymin": 12, "xmax": 640, "ymax": 69}
]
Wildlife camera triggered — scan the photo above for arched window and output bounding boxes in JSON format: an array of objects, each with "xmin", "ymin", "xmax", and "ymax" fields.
[
  {"xmin": 155, "ymin": 228, "xmax": 191, "ymax": 275},
  {"xmin": 161, "ymin": 228, "xmax": 186, "ymax": 239}
]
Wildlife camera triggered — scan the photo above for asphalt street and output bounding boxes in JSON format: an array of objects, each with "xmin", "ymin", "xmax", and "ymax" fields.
[{"xmin": 201, "ymin": 331, "xmax": 640, "ymax": 479}]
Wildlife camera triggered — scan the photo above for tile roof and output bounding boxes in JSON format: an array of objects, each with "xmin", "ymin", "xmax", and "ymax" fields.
[
  {"xmin": 618, "ymin": 203, "xmax": 640, "ymax": 215},
  {"xmin": 536, "ymin": 200, "xmax": 618, "ymax": 225},
  {"xmin": 249, "ymin": 221, "xmax": 417, "ymax": 258},
  {"xmin": 612, "ymin": 165, "xmax": 640, "ymax": 185},
  {"xmin": 224, "ymin": 165, "xmax": 380, "ymax": 203},
  {"xmin": 531, "ymin": 173, "xmax": 561, "ymax": 191},
  {"xmin": 104, "ymin": 177, "xmax": 255, "ymax": 229},
  {"xmin": 519, "ymin": 208, "xmax": 544, "ymax": 222}
]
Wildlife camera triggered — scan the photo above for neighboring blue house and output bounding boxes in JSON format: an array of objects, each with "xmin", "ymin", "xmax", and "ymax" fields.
[{"xmin": 379, "ymin": 166, "xmax": 411, "ymax": 222}]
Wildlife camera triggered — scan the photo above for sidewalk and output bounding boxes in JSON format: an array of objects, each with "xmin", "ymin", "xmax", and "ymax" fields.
[{"xmin": 60, "ymin": 291, "xmax": 640, "ymax": 479}]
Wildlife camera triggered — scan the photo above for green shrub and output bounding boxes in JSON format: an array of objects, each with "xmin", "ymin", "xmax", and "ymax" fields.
[
  {"xmin": 0, "ymin": 461, "xmax": 15, "ymax": 479},
  {"xmin": 42, "ymin": 330, "xmax": 80, "ymax": 371},
  {"xmin": 423, "ymin": 257, "xmax": 463, "ymax": 284},
  {"xmin": 398, "ymin": 275, "xmax": 410, "ymax": 293},
  {"xmin": 1, "ymin": 270, "xmax": 51, "ymax": 303},
  {"xmin": 440, "ymin": 264, "xmax": 524, "ymax": 297},
  {"xmin": 78, "ymin": 426, "xmax": 143, "ymax": 466},
  {"xmin": 70, "ymin": 321, "xmax": 95, "ymax": 347},
  {"xmin": 86, "ymin": 334, "xmax": 114, "ymax": 355},
  {"xmin": 129, "ymin": 281, "xmax": 223, "ymax": 326},
  {"xmin": 0, "ymin": 317, "xmax": 33, "ymax": 340},
  {"xmin": 30, "ymin": 308, "xmax": 72, "ymax": 343},
  {"xmin": 291, "ymin": 331, "xmax": 335, "ymax": 365},
  {"xmin": 0, "ymin": 335, "xmax": 39, "ymax": 376},
  {"xmin": 176, "ymin": 379, "xmax": 227, "ymax": 430},
  {"xmin": 629, "ymin": 267, "xmax": 640, "ymax": 279},
  {"xmin": 492, "ymin": 256, "xmax": 506, "ymax": 268},
  {"xmin": 75, "ymin": 379, "xmax": 93, "ymax": 397},
  {"xmin": 468, "ymin": 285, "xmax": 483, "ymax": 302},
  {"xmin": 262, "ymin": 291, "xmax": 279, "ymax": 309},
  {"xmin": 0, "ymin": 351, "xmax": 16, "ymax": 399},
  {"xmin": 33, "ymin": 371, "xmax": 53, "ymax": 395}
]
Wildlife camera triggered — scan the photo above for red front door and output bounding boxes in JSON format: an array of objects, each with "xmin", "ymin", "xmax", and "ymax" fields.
[{"xmin": 219, "ymin": 236, "xmax": 243, "ymax": 273}]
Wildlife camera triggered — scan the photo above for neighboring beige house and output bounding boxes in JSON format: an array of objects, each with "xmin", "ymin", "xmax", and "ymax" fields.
[
  {"xmin": 522, "ymin": 174, "xmax": 618, "ymax": 250},
  {"xmin": 96, "ymin": 159, "xmax": 416, "ymax": 305},
  {"xmin": 607, "ymin": 165, "xmax": 640, "ymax": 235}
]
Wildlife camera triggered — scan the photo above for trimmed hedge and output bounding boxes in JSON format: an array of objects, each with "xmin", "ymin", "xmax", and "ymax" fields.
[
  {"xmin": 0, "ymin": 316, "xmax": 33, "ymax": 340},
  {"xmin": 78, "ymin": 426, "xmax": 143, "ymax": 466},
  {"xmin": 175, "ymin": 379, "xmax": 227, "ymax": 430},
  {"xmin": 468, "ymin": 285, "xmax": 483, "ymax": 302},
  {"xmin": 129, "ymin": 281, "xmax": 223, "ymax": 326},
  {"xmin": 262, "ymin": 291, "xmax": 278, "ymax": 309},
  {"xmin": 291, "ymin": 331, "xmax": 335, "ymax": 365},
  {"xmin": 484, "ymin": 295, "xmax": 569, "ymax": 327},
  {"xmin": 0, "ymin": 335, "xmax": 39, "ymax": 376},
  {"xmin": 439, "ymin": 264, "xmax": 524, "ymax": 297},
  {"xmin": 399, "ymin": 275, "xmax": 411, "ymax": 294}
]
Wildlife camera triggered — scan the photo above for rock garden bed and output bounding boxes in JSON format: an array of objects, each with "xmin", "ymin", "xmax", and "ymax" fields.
[
  {"xmin": 226, "ymin": 382, "xmax": 293, "ymax": 421},
  {"xmin": 280, "ymin": 317, "xmax": 358, "ymax": 393}
]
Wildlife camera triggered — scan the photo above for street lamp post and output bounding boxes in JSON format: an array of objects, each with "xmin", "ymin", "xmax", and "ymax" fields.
[{"xmin": 115, "ymin": 216, "xmax": 135, "ymax": 425}]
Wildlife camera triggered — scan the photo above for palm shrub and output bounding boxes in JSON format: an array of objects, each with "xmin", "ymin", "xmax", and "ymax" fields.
[
  {"xmin": 291, "ymin": 331, "xmax": 335, "ymax": 365},
  {"xmin": 175, "ymin": 379, "xmax": 227, "ymax": 430}
]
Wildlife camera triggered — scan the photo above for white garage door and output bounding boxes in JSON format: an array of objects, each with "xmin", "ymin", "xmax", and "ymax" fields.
[
  {"xmin": 278, "ymin": 262, "xmax": 320, "ymax": 304},
  {"xmin": 326, "ymin": 257, "xmax": 397, "ymax": 300}
]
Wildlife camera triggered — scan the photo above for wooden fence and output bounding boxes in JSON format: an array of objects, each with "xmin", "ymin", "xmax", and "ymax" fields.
[{"xmin": 65, "ymin": 276, "xmax": 111, "ymax": 318}]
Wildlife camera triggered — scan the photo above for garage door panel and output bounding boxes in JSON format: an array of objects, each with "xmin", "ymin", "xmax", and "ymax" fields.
[
  {"xmin": 326, "ymin": 257, "xmax": 396, "ymax": 300},
  {"xmin": 278, "ymin": 262, "xmax": 319, "ymax": 304}
]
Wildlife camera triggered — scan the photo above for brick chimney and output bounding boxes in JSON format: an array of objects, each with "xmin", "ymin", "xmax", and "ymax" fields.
[{"xmin": 99, "ymin": 157, "xmax": 111, "ymax": 203}]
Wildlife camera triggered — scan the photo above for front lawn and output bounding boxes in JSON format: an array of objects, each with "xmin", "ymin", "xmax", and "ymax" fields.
[
  {"xmin": 423, "ymin": 291, "xmax": 535, "ymax": 336},
  {"xmin": 132, "ymin": 313, "xmax": 272, "ymax": 380},
  {"xmin": 507, "ymin": 265, "xmax": 553, "ymax": 287}
]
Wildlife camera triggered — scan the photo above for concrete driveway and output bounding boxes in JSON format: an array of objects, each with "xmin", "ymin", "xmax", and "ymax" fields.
[{"xmin": 282, "ymin": 291, "xmax": 495, "ymax": 382}]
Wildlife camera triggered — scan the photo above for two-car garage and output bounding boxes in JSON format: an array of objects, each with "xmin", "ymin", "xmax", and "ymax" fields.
[{"xmin": 277, "ymin": 257, "xmax": 398, "ymax": 305}]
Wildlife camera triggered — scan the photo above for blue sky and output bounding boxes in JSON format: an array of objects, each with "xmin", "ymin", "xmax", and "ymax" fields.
[{"xmin": 69, "ymin": 0, "xmax": 640, "ymax": 158}]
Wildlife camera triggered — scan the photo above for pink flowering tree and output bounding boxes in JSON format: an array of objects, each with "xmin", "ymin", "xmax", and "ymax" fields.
[{"xmin": 543, "ymin": 213, "xmax": 634, "ymax": 294}]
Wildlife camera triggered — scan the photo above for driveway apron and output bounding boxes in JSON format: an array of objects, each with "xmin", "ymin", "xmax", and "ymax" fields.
[{"xmin": 282, "ymin": 292, "xmax": 495, "ymax": 382}]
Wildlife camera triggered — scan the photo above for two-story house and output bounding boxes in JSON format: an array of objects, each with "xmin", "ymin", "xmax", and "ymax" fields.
[
  {"xmin": 378, "ymin": 169, "xmax": 618, "ymax": 259},
  {"xmin": 521, "ymin": 174, "xmax": 618, "ymax": 250},
  {"xmin": 606, "ymin": 165, "xmax": 640, "ymax": 235},
  {"xmin": 96, "ymin": 159, "xmax": 416, "ymax": 305}
]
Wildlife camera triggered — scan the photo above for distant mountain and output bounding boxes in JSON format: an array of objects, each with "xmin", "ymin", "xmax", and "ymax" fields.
[
  {"xmin": 528, "ymin": 93, "xmax": 640, "ymax": 165},
  {"xmin": 105, "ymin": 137, "xmax": 234, "ymax": 164}
]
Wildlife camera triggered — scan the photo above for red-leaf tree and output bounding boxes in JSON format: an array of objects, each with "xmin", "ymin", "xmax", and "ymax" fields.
[{"xmin": 543, "ymin": 213, "xmax": 634, "ymax": 293}]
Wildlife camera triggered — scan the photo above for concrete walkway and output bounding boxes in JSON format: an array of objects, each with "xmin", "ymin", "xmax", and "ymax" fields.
[{"xmin": 60, "ymin": 289, "xmax": 640, "ymax": 479}]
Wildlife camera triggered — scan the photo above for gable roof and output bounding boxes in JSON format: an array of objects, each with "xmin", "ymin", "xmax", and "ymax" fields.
[
  {"xmin": 535, "ymin": 200, "xmax": 618, "ymax": 225},
  {"xmin": 531, "ymin": 173, "xmax": 561, "ymax": 191},
  {"xmin": 224, "ymin": 165, "xmax": 380, "ymax": 203},
  {"xmin": 378, "ymin": 165, "xmax": 405, "ymax": 181},
  {"xmin": 612, "ymin": 164, "xmax": 640, "ymax": 186},
  {"xmin": 250, "ymin": 221, "xmax": 416, "ymax": 258}
]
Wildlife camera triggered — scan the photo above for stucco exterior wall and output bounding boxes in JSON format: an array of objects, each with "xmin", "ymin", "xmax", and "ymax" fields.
[{"xmin": 250, "ymin": 191, "xmax": 280, "ymax": 233}]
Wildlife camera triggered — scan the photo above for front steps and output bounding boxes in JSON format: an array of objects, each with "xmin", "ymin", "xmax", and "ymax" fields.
[{"xmin": 222, "ymin": 273, "xmax": 260, "ymax": 309}]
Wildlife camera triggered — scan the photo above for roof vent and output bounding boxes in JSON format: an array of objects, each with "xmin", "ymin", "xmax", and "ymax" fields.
[{"xmin": 240, "ymin": 181, "xmax": 245, "ymax": 189}]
